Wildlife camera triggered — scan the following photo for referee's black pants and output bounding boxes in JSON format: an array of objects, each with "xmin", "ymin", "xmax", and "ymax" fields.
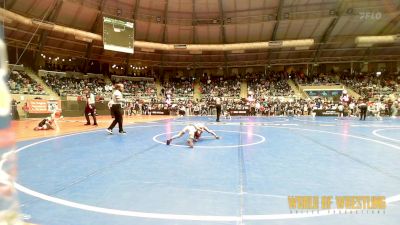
[
  {"xmin": 108, "ymin": 104, "xmax": 124, "ymax": 132},
  {"xmin": 216, "ymin": 104, "xmax": 221, "ymax": 122},
  {"xmin": 360, "ymin": 107, "xmax": 367, "ymax": 120}
]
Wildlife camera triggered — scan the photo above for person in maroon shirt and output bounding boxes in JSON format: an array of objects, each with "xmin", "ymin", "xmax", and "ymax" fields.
[{"xmin": 84, "ymin": 87, "xmax": 97, "ymax": 126}]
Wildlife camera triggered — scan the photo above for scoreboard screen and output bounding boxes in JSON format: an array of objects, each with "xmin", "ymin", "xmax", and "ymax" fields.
[{"xmin": 103, "ymin": 16, "xmax": 134, "ymax": 54}]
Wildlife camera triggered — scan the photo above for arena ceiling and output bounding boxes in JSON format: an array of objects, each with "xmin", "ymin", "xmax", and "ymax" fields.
[{"xmin": 3, "ymin": 0, "xmax": 400, "ymax": 68}]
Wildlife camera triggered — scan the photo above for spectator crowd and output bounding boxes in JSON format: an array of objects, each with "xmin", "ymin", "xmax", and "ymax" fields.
[
  {"xmin": 8, "ymin": 68, "xmax": 400, "ymax": 118},
  {"xmin": 8, "ymin": 70, "xmax": 46, "ymax": 95}
]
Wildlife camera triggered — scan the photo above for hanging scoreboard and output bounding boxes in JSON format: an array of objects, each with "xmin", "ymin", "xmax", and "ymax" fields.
[{"xmin": 103, "ymin": 16, "xmax": 134, "ymax": 54}]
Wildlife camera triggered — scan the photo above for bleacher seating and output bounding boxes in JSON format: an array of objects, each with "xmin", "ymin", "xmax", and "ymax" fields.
[
  {"xmin": 200, "ymin": 76, "xmax": 241, "ymax": 99},
  {"xmin": 247, "ymin": 72, "xmax": 294, "ymax": 98},
  {"xmin": 8, "ymin": 70, "xmax": 46, "ymax": 95},
  {"xmin": 161, "ymin": 78, "xmax": 194, "ymax": 99}
]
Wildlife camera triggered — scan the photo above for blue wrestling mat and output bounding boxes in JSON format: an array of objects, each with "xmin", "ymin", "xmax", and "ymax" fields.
[{"xmin": 15, "ymin": 116, "xmax": 400, "ymax": 225}]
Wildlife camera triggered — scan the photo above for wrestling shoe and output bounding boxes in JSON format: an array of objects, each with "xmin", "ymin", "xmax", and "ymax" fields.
[{"xmin": 166, "ymin": 139, "xmax": 171, "ymax": 145}]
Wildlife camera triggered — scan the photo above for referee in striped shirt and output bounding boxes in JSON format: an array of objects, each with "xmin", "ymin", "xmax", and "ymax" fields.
[{"xmin": 106, "ymin": 84, "xmax": 126, "ymax": 134}]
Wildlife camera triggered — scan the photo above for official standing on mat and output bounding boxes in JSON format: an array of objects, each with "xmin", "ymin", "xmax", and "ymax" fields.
[
  {"xmin": 84, "ymin": 87, "xmax": 97, "ymax": 126},
  {"xmin": 358, "ymin": 99, "xmax": 367, "ymax": 121},
  {"xmin": 215, "ymin": 96, "xmax": 221, "ymax": 122},
  {"xmin": 106, "ymin": 84, "xmax": 126, "ymax": 134}
]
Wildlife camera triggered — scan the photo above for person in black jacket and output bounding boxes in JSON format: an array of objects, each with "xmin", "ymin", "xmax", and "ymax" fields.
[
  {"xmin": 11, "ymin": 99, "xmax": 20, "ymax": 120},
  {"xmin": 358, "ymin": 99, "xmax": 368, "ymax": 121},
  {"xmin": 215, "ymin": 96, "xmax": 221, "ymax": 122}
]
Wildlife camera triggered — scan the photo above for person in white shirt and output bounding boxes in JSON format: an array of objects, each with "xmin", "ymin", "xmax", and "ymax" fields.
[
  {"xmin": 255, "ymin": 101, "xmax": 261, "ymax": 115},
  {"xmin": 193, "ymin": 104, "xmax": 200, "ymax": 116},
  {"xmin": 303, "ymin": 104, "xmax": 308, "ymax": 116},
  {"xmin": 337, "ymin": 103, "xmax": 344, "ymax": 118},
  {"xmin": 349, "ymin": 102, "xmax": 355, "ymax": 117},
  {"xmin": 106, "ymin": 84, "xmax": 126, "ymax": 134},
  {"xmin": 374, "ymin": 101, "xmax": 383, "ymax": 120},
  {"xmin": 311, "ymin": 104, "xmax": 317, "ymax": 118},
  {"xmin": 84, "ymin": 87, "xmax": 97, "ymax": 126},
  {"xmin": 392, "ymin": 101, "xmax": 398, "ymax": 118}
]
